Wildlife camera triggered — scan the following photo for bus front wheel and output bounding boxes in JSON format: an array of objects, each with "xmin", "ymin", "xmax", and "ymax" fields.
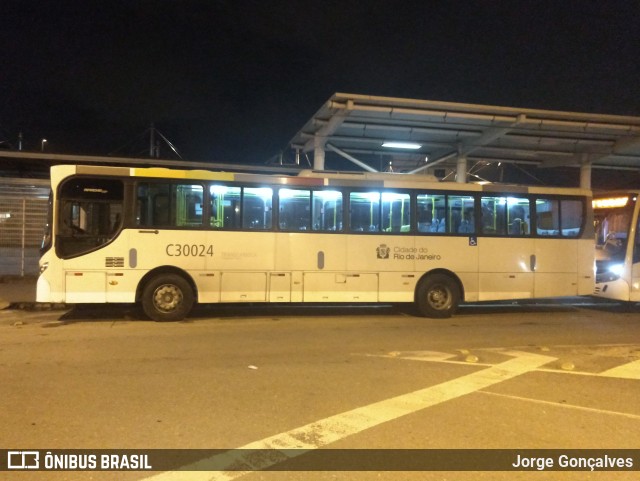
[
  {"xmin": 141, "ymin": 274, "xmax": 194, "ymax": 322},
  {"xmin": 416, "ymin": 274, "xmax": 460, "ymax": 318}
]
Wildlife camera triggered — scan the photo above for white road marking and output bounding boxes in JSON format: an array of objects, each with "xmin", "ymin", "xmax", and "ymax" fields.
[
  {"xmin": 141, "ymin": 351, "xmax": 553, "ymax": 481},
  {"xmin": 480, "ymin": 391, "xmax": 640, "ymax": 420},
  {"xmin": 385, "ymin": 347, "xmax": 640, "ymax": 380},
  {"xmin": 388, "ymin": 350, "xmax": 456, "ymax": 362},
  {"xmin": 599, "ymin": 359, "xmax": 640, "ymax": 380},
  {"xmin": 368, "ymin": 350, "xmax": 492, "ymax": 366}
]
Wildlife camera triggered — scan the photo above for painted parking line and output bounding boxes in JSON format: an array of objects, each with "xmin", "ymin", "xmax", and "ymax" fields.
[
  {"xmin": 380, "ymin": 347, "xmax": 640, "ymax": 381},
  {"xmin": 600, "ymin": 359, "xmax": 640, "ymax": 380},
  {"xmin": 480, "ymin": 391, "xmax": 640, "ymax": 421},
  {"xmin": 142, "ymin": 351, "xmax": 554, "ymax": 481}
]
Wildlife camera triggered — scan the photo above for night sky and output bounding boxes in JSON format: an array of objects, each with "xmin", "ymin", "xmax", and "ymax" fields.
[{"xmin": 2, "ymin": 0, "xmax": 639, "ymax": 165}]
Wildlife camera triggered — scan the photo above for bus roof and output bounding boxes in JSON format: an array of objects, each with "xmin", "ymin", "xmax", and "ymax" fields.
[{"xmin": 53, "ymin": 164, "xmax": 592, "ymax": 196}]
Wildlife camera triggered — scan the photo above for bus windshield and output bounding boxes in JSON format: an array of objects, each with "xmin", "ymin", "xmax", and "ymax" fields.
[
  {"xmin": 594, "ymin": 205, "xmax": 632, "ymax": 263},
  {"xmin": 56, "ymin": 177, "xmax": 124, "ymax": 258}
]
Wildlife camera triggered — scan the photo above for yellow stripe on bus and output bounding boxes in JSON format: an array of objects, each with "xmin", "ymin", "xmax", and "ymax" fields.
[{"xmin": 130, "ymin": 168, "xmax": 235, "ymax": 181}]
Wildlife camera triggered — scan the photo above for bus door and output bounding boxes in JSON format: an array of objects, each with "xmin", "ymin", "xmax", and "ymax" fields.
[
  {"xmin": 532, "ymin": 198, "xmax": 589, "ymax": 298},
  {"xmin": 57, "ymin": 177, "xmax": 125, "ymax": 303},
  {"xmin": 478, "ymin": 196, "xmax": 534, "ymax": 300}
]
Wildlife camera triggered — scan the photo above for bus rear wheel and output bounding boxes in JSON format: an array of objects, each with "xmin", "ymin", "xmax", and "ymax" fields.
[
  {"xmin": 416, "ymin": 274, "xmax": 460, "ymax": 318},
  {"xmin": 141, "ymin": 274, "xmax": 194, "ymax": 322}
]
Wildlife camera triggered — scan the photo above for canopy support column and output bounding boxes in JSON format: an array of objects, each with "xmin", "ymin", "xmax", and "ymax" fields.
[
  {"xmin": 580, "ymin": 154, "xmax": 591, "ymax": 190},
  {"xmin": 456, "ymin": 156, "xmax": 468, "ymax": 183},
  {"xmin": 313, "ymin": 135, "xmax": 325, "ymax": 170}
]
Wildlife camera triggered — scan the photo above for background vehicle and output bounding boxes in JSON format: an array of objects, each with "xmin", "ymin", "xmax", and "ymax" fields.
[
  {"xmin": 38, "ymin": 165, "xmax": 594, "ymax": 321},
  {"xmin": 593, "ymin": 192, "xmax": 640, "ymax": 302}
]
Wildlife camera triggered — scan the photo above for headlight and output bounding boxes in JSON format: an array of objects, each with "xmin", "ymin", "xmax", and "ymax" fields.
[
  {"xmin": 39, "ymin": 262, "xmax": 49, "ymax": 274},
  {"xmin": 596, "ymin": 263, "xmax": 624, "ymax": 283},
  {"xmin": 609, "ymin": 263, "xmax": 625, "ymax": 276}
]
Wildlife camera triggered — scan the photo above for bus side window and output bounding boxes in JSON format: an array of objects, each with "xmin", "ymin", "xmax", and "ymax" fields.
[
  {"xmin": 535, "ymin": 199, "xmax": 559, "ymax": 236},
  {"xmin": 349, "ymin": 192, "xmax": 380, "ymax": 232},
  {"xmin": 382, "ymin": 192, "xmax": 410, "ymax": 233},
  {"xmin": 175, "ymin": 185, "xmax": 203, "ymax": 227},
  {"xmin": 153, "ymin": 193, "xmax": 170, "ymax": 226},
  {"xmin": 537, "ymin": 198, "xmax": 583, "ymax": 237},
  {"xmin": 507, "ymin": 198, "xmax": 530, "ymax": 236},
  {"xmin": 448, "ymin": 195, "xmax": 475, "ymax": 234},
  {"xmin": 136, "ymin": 197, "xmax": 148, "ymax": 226},
  {"xmin": 312, "ymin": 190, "xmax": 343, "ymax": 231},
  {"xmin": 559, "ymin": 199, "xmax": 582, "ymax": 237},
  {"xmin": 136, "ymin": 183, "xmax": 204, "ymax": 228},
  {"xmin": 279, "ymin": 188, "xmax": 311, "ymax": 231},
  {"xmin": 481, "ymin": 196, "xmax": 529, "ymax": 236},
  {"xmin": 242, "ymin": 187, "xmax": 273, "ymax": 230},
  {"xmin": 416, "ymin": 195, "xmax": 433, "ymax": 232},
  {"xmin": 210, "ymin": 185, "xmax": 241, "ymax": 229}
]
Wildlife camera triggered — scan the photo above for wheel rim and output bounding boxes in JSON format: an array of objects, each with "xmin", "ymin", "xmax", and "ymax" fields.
[
  {"xmin": 427, "ymin": 284, "xmax": 452, "ymax": 310},
  {"xmin": 152, "ymin": 284, "xmax": 183, "ymax": 313}
]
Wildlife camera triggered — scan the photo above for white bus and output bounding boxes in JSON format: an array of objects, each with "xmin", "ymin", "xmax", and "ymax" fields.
[
  {"xmin": 37, "ymin": 165, "xmax": 594, "ymax": 321},
  {"xmin": 593, "ymin": 191, "xmax": 640, "ymax": 302}
]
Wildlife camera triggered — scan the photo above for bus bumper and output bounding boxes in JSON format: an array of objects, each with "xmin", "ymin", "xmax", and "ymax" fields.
[
  {"xmin": 593, "ymin": 278, "xmax": 630, "ymax": 302},
  {"xmin": 36, "ymin": 276, "xmax": 65, "ymax": 303}
]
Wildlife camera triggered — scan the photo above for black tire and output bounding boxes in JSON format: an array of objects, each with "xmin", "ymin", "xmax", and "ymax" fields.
[
  {"xmin": 415, "ymin": 274, "xmax": 460, "ymax": 318},
  {"xmin": 141, "ymin": 274, "xmax": 194, "ymax": 322}
]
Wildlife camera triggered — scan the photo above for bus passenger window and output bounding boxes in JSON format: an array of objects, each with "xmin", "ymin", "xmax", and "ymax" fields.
[
  {"xmin": 536, "ymin": 198, "xmax": 582, "ymax": 237},
  {"xmin": 210, "ymin": 185, "xmax": 241, "ymax": 229},
  {"xmin": 481, "ymin": 196, "xmax": 530, "ymax": 236},
  {"xmin": 349, "ymin": 192, "xmax": 380, "ymax": 232},
  {"xmin": 560, "ymin": 199, "xmax": 583, "ymax": 236},
  {"xmin": 279, "ymin": 189, "xmax": 311, "ymax": 231},
  {"xmin": 242, "ymin": 187, "xmax": 273, "ymax": 230},
  {"xmin": 535, "ymin": 199, "xmax": 560, "ymax": 235},
  {"xmin": 153, "ymin": 194, "xmax": 170, "ymax": 225},
  {"xmin": 175, "ymin": 184, "xmax": 203, "ymax": 227},
  {"xmin": 417, "ymin": 194, "xmax": 446, "ymax": 233},
  {"xmin": 449, "ymin": 195, "xmax": 475, "ymax": 234},
  {"xmin": 382, "ymin": 192, "xmax": 410, "ymax": 233},
  {"xmin": 136, "ymin": 182, "xmax": 203, "ymax": 228},
  {"xmin": 312, "ymin": 190, "xmax": 343, "ymax": 231}
]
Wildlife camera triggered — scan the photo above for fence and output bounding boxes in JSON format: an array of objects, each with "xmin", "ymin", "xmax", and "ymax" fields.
[{"xmin": 0, "ymin": 179, "xmax": 50, "ymax": 277}]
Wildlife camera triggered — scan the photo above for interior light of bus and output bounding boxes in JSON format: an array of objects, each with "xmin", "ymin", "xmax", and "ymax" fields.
[
  {"xmin": 381, "ymin": 141, "xmax": 422, "ymax": 150},
  {"xmin": 382, "ymin": 193, "xmax": 409, "ymax": 202},
  {"xmin": 316, "ymin": 191, "xmax": 341, "ymax": 201},
  {"xmin": 592, "ymin": 197, "xmax": 628, "ymax": 209},
  {"xmin": 210, "ymin": 185, "xmax": 229, "ymax": 195},
  {"xmin": 279, "ymin": 188, "xmax": 302, "ymax": 199},
  {"xmin": 246, "ymin": 188, "xmax": 273, "ymax": 201}
]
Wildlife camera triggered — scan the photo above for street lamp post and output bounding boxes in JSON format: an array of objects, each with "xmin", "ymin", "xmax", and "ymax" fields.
[{"xmin": 41, "ymin": 139, "xmax": 47, "ymax": 152}]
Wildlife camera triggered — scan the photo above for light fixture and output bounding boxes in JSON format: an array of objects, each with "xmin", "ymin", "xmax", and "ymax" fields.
[
  {"xmin": 592, "ymin": 197, "xmax": 628, "ymax": 209},
  {"xmin": 381, "ymin": 141, "xmax": 422, "ymax": 150}
]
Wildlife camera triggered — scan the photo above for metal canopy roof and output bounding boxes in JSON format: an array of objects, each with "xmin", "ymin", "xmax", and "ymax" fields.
[{"xmin": 289, "ymin": 93, "xmax": 640, "ymax": 177}]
